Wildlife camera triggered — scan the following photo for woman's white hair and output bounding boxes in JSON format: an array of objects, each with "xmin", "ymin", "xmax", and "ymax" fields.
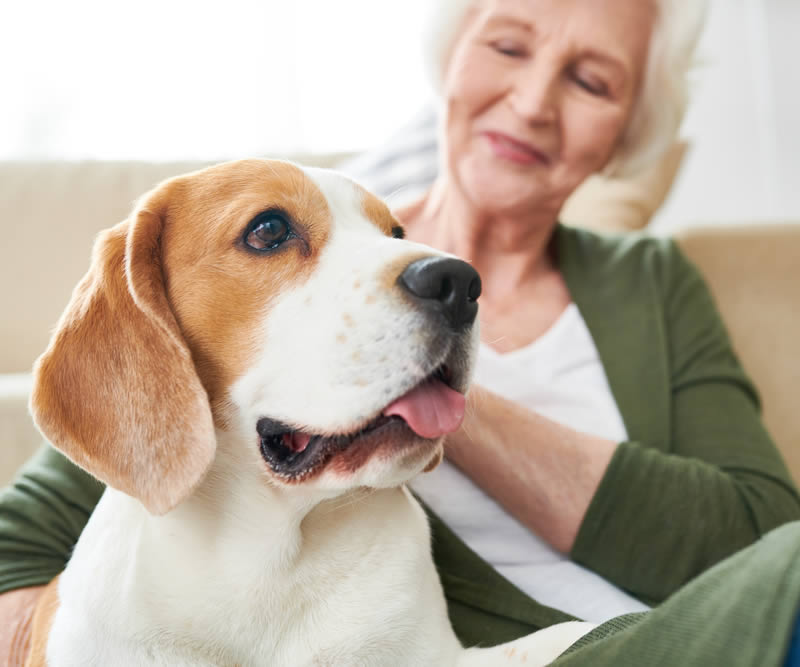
[{"xmin": 421, "ymin": 0, "xmax": 709, "ymax": 178}]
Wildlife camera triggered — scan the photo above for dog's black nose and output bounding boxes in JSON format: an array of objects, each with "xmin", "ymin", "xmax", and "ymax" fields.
[{"xmin": 398, "ymin": 257, "xmax": 481, "ymax": 331}]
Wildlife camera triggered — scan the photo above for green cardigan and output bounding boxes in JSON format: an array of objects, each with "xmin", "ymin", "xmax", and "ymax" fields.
[
  {"xmin": 425, "ymin": 225, "xmax": 800, "ymax": 646},
  {"xmin": 1, "ymin": 225, "xmax": 799, "ymax": 657}
]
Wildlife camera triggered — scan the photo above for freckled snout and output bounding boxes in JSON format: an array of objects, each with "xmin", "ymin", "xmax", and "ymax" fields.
[{"xmin": 398, "ymin": 257, "xmax": 481, "ymax": 331}]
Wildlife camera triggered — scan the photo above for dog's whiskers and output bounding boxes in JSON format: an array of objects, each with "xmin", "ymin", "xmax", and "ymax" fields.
[{"xmin": 318, "ymin": 487, "xmax": 382, "ymax": 516}]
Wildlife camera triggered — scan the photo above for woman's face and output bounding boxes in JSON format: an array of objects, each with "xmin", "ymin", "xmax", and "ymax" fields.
[{"xmin": 442, "ymin": 0, "xmax": 655, "ymax": 217}]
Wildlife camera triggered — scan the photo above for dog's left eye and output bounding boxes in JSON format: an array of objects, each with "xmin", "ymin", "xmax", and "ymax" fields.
[{"xmin": 245, "ymin": 212, "xmax": 292, "ymax": 251}]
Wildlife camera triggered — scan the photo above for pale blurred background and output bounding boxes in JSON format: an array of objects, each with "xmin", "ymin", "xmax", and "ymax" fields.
[
  {"xmin": 1, "ymin": 0, "xmax": 799, "ymax": 485},
  {"xmin": 1, "ymin": 0, "xmax": 798, "ymax": 230}
]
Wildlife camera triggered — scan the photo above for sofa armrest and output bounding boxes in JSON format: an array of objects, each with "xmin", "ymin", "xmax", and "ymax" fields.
[
  {"xmin": 675, "ymin": 223, "xmax": 800, "ymax": 485},
  {"xmin": 0, "ymin": 375, "xmax": 42, "ymax": 487}
]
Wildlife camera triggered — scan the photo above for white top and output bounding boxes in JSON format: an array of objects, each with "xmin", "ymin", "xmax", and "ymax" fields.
[{"xmin": 410, "ymin": 303, "xmax": 650, "ymax": 623}]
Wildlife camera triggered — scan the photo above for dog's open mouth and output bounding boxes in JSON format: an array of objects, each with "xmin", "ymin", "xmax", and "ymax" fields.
[{"xmin": 257, "ymin": 365, "xmax": 465, "ymax": 480}]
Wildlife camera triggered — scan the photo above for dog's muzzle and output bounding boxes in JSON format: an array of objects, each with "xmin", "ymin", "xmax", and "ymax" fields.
[
  {"xmin": 256, "ymin": 255, "xmax": 481, "ymax": 482},
  {"xmin": 256, "ymin": 362, "xmax": 465, "ymax": 481}
]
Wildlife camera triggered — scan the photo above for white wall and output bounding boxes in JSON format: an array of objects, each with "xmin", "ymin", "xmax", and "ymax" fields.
[
  {"xmin": 654, "ymin": 0, "xmax": 800, "ymax": 228},
  {"xmin": 0, "ymin": 0, "xmax": 430, "ymax": 160},
  {"xmin": 767, "ymin": 0, "xmax": 800, "ymax": 221}
]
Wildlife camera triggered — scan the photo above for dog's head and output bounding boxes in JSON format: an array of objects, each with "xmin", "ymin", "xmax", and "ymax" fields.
[{"xmin": 30, "ymin": 159, "xmax": 480, "ymax": 514}]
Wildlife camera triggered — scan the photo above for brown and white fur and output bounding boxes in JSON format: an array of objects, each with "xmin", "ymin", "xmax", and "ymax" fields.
[{"xmin": 26, "ymin": 160, "xmax": 594, "ymax": 666}]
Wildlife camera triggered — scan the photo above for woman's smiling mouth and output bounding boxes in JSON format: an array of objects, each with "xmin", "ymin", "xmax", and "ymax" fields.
[{"xmin": 483, "ymin": 131, "xmax": 552, "ymax": 166}]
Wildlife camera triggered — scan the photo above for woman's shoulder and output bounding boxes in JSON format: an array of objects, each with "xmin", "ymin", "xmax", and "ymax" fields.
[
  {"xmin": 558, "ymin": 222, "xmax": 675, "ymax": 260},
  {"xmin": 557, "ymin": 223, "xmax": 691, "ymax": 288}
]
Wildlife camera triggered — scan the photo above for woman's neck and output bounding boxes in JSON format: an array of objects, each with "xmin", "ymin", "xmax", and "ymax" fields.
[{"xmin": 396, "ymin": 178, "xmax": 560, "ymax": 299}]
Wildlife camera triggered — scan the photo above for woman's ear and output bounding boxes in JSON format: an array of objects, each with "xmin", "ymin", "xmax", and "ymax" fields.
[{"xmin": 29, "ymin": 186, "xmax": 216, "ymax": 515}]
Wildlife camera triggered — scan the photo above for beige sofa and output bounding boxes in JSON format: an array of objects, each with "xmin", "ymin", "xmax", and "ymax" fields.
[{"xmin": 1, "ymin": 159, "xmax": 798, "ymax": 487}]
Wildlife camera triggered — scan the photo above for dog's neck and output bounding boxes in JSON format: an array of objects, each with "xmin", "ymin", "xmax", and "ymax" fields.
[
  {"xmin": 142, "ymin": 427, "xmax": 417, "ymax": 598},
  {"xmin": 157, "ymin": 429, "xmax": 371, "ymax": 566}
]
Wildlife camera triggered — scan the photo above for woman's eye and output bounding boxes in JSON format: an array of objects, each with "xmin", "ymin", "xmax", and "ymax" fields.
[
  {"xmin": 572, "ymin": 71, "xmax": 609, "ymax": 97},
  {"xmin": 245, "ymin": 213, "xmax": 291, "ymax": 251},
  {"xmin": 490, "ymin": 40, "xmax": 525, "ymax": 57}
]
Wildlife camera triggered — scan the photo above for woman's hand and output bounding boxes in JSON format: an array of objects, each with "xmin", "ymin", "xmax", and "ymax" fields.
[
  {"xmin": 0, "ymin": 585, "xmax": 45, "ymax": 666},
  {"xmin": 445, "ymin": 385, "xmax": 618, "ymax": 553}
]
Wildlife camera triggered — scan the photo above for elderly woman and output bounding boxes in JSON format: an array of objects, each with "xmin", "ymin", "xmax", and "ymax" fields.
[
  {"xmin": 1, "ymin": 0, "xmax": 799, "ymax": 662},
  {"xmin": 391, "ymin": 0, "xmax": 799, "ymax": 628}
]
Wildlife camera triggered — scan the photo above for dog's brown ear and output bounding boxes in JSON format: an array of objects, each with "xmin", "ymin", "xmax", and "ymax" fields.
[{"xmin": 30, "ymin": 187, "xmax": 215, "ymax": 515}]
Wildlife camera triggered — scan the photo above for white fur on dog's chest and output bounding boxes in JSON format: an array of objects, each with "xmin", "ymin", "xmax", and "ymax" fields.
[{"xmin": 51, "ymin": 481, "xmax": 461, "ymax": 667}]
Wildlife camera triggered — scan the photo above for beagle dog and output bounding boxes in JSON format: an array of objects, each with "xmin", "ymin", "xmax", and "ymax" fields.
[{"xmin": 26, "ymin": 159, "xmax": 593, "ymax": 666}]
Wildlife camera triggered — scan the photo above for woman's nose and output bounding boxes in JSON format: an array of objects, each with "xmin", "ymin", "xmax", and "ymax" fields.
[{"xmin": 508, "ymin": 60, "xmax": 559, "ymax": 125}]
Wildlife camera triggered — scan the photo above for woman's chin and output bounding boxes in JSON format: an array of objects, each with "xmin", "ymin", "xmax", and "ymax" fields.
[{"xmin": 458, "ymin": 166, "xmax": 558, "ymax": 220}]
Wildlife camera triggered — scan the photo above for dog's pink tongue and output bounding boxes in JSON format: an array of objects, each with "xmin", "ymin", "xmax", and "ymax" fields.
[
  {"xmin": 382, "ymin": 378, "xmax": 466, "ymax": 439},
  {"xmin": 283, "ymin": 432, "xmax": 312, "ymax": 453}
]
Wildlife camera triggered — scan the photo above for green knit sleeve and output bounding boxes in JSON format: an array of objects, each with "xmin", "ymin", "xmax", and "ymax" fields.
[
  {"xmin": 571, "ymin": 240, "xmax": 800, "ymax": 604},
  {"xmin": 0, "ymin": 445, "xmax": 103, "ymax": 594}
]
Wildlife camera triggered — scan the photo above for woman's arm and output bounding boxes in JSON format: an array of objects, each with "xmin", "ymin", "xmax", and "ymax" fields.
[
  {"xmin": 446, "ymin": 388, "xmax": 618, "ymax": 555},
  {"xmin": 0, "ymin": 585, "xmax": 45, "ymax": 665},
  {"xmin": 0, "ymin": 446, "xmax": 99, "ymax": 664},
  {"xmin": 0, "ymin": 445, "xmax": 102, "ymax": 595},
  {"xmin": 447, "ymin": 242, "xmax": 800, "ymax": 604},
  {"xmin": 572, "ymin": 244, "xmax": 800, "ymax": 601}
]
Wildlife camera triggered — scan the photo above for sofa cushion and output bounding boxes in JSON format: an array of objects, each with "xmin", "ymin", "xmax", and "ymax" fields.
[
  {"xmin": 0, "ymin": 161, "xmax": 209, "ymax": 373},
  {"xmin": 0, "ymin": 156, "xmax": 352, "ymax": 374},
  {"xmin": 0, "ymin": 375, "xmax": 36, "ymax": 487},
  {"xmin": 559, "ymin": 141, "xmax": 688, "ymax": 232}
]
